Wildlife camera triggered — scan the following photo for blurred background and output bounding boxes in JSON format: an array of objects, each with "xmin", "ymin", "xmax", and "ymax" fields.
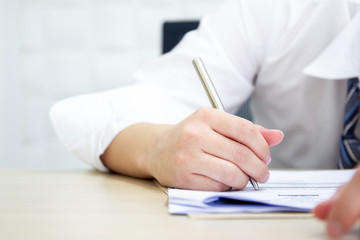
[{"xmin": 0, "ymin": 0, "xmax": 224, "ymax": 169}]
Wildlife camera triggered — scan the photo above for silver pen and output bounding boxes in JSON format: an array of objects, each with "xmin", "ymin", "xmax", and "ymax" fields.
[{"xmin": 192, "ymin": 57, "xmax": 259, "ymax": 191}]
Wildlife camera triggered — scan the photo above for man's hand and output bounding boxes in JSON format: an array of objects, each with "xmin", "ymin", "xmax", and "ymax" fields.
[
  {"xmin": 102, "ymin": 107, "xmax": 284, "ymax": 191},
  {"xmin": 314, "ymin": 166, "xmax": 360, "ymax": 238}
]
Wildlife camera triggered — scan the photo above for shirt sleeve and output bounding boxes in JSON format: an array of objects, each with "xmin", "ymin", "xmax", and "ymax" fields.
[{"xmin": 50, "ymin": 0, "xmax": 264, "ymax": 171}]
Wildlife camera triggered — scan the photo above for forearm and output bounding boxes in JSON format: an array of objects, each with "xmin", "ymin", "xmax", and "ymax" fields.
[{"xmin": 100, "ymin": 123, "xmax": 171, "ymax": 179}]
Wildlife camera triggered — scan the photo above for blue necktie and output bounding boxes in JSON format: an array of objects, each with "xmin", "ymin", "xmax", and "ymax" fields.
[{"xmin": 339, "ymin": 77, "xmax": 360, "ymax": 169}]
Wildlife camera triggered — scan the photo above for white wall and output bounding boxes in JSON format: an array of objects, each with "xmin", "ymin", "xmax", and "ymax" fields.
[
  {"xmin": 0, "ymin": 0, "xmax": 225, "ymax": 169},
  {"xmin": 0, "ymin": 0, "xmax": 23, "ymax": 168}
]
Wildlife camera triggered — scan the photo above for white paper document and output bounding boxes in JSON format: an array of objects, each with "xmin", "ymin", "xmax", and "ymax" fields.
[{"xmin": 168, "ymin": 170, "xmax": 356, "ymax": 215}]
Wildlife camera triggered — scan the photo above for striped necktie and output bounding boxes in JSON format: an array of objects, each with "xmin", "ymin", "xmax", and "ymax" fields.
[{"xmin": 339, "ymin": 77, "xmax": 360, "ymax": 169}]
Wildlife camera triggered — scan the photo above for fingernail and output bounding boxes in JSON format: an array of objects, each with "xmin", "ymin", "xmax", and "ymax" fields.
[
  {"xmin": 261, "ymin": 172, "xmax": 270, "ymax": 183},
  {"xmin": 278, "ymin": 130, "xmax": 284, "ymax": 137},
  {"xmin": 264, "ymin": 155, "xmax": 272, "ymax": 165},
  {"xmin": 327, "ymin": 221, "xmax": 345, "ymax": 238}
]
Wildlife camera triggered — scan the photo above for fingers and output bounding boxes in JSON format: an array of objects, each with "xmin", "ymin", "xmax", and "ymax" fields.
[
  {"xmin": 313, "ymin": 168, "xmax": 360, "ymax": 239},
  {"xmin": 155, "ymin": 108, "xmax": 284, "ymax": 191},
  {"xmin": 201, "ymin": 108, "xmax": 282, "ymax": 162},
  {"xmin": 198, "ymin": 129, "xmax": 270, "ymax": 184},
  {"xmin": 313, "ymin": 196, "xmax": 339, "ymax": 221},
  {"xmin": 313, "ymin": 185, "xmax": 345, "ymax": 220},
  {"xmin": 190, "ymin": 108, "xmax": 283, "ymax": 186},
  {"xmin": 313, "ymin": 199, "xmax": 335, "ymax": 220},
  {"xmin": 324, "ymin": 170, "xmax": 360, "ymax": 238},
  {"xmin": 191, "ymin": 152, "xmax": 251, "ymax": 190}
]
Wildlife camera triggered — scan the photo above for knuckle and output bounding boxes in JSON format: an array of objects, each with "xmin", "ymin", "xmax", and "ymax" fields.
[
  {"xmin": 237, "ymin": 124, "xmax": 270, "ymax": 160},
  {"xmin": 232, "ymin": 147, "xmax": 248, "ymax": 163},
  {"xmin": 178, "ymin": 123, "xmax": 202, "ymax": 144},
  {"xmin": 242, "ymin": 123, "xmax": 258, "ymax": 138},
  {"xmin": 229, "ymin": 169, "xmax": 249, "ymax": 190},
  {"xmin": 237, "ymin": 177, "xmax": 249, "ymax": 190},
  {"xmin": 224, "ymin": 168, "xmax": 241, "ymax": 186},
  {"xmin": 217, "ymin": 165, "xmax": 233, "ymax": 183},
  {"xmin": 218, "ymin": 165, "xmax": 247, "ymax": 190},
  {"xmin": 194, "ymin": 107, "xmax": 214, "ymax": 122},
  {"xmin": 225, "ymin": 170, "xmax": 248, "ymax": 190}
]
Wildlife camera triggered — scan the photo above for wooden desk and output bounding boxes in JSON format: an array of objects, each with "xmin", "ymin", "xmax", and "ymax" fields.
[{"xmin": 0, "ymin": 169, "xmax": 359, "ymax": 240}]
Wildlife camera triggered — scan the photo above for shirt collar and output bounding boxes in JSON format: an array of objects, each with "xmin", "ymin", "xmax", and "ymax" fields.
[{"xmin": 303, "ymin": 4, "xmax": 360, "ymax": 80}]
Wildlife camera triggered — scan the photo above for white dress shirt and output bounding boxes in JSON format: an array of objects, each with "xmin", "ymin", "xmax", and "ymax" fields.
[{"xmin": 50, "ymin": 0, "xmax": 360, "ymax": 172}]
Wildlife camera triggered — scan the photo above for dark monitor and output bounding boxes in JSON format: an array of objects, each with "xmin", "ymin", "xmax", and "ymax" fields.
[{"xmin": 162, "ymin": 21, "xmax": 199, "ymax": 54}]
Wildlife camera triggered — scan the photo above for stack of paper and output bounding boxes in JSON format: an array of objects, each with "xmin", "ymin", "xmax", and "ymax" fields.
[{"xmin": 168, "ymin": 170, "xmax": 355, "ymax": 215}]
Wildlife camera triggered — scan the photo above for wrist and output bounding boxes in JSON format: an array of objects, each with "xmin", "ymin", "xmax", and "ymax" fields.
[{"xmin": 142, "ymin": 123, "xmax": 173, "ymax": 183}]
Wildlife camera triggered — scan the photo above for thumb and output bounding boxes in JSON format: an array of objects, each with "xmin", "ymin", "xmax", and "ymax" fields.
[{"xmin": 256, "ymin": 125, "xmax": 284, "ymax": 146}]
